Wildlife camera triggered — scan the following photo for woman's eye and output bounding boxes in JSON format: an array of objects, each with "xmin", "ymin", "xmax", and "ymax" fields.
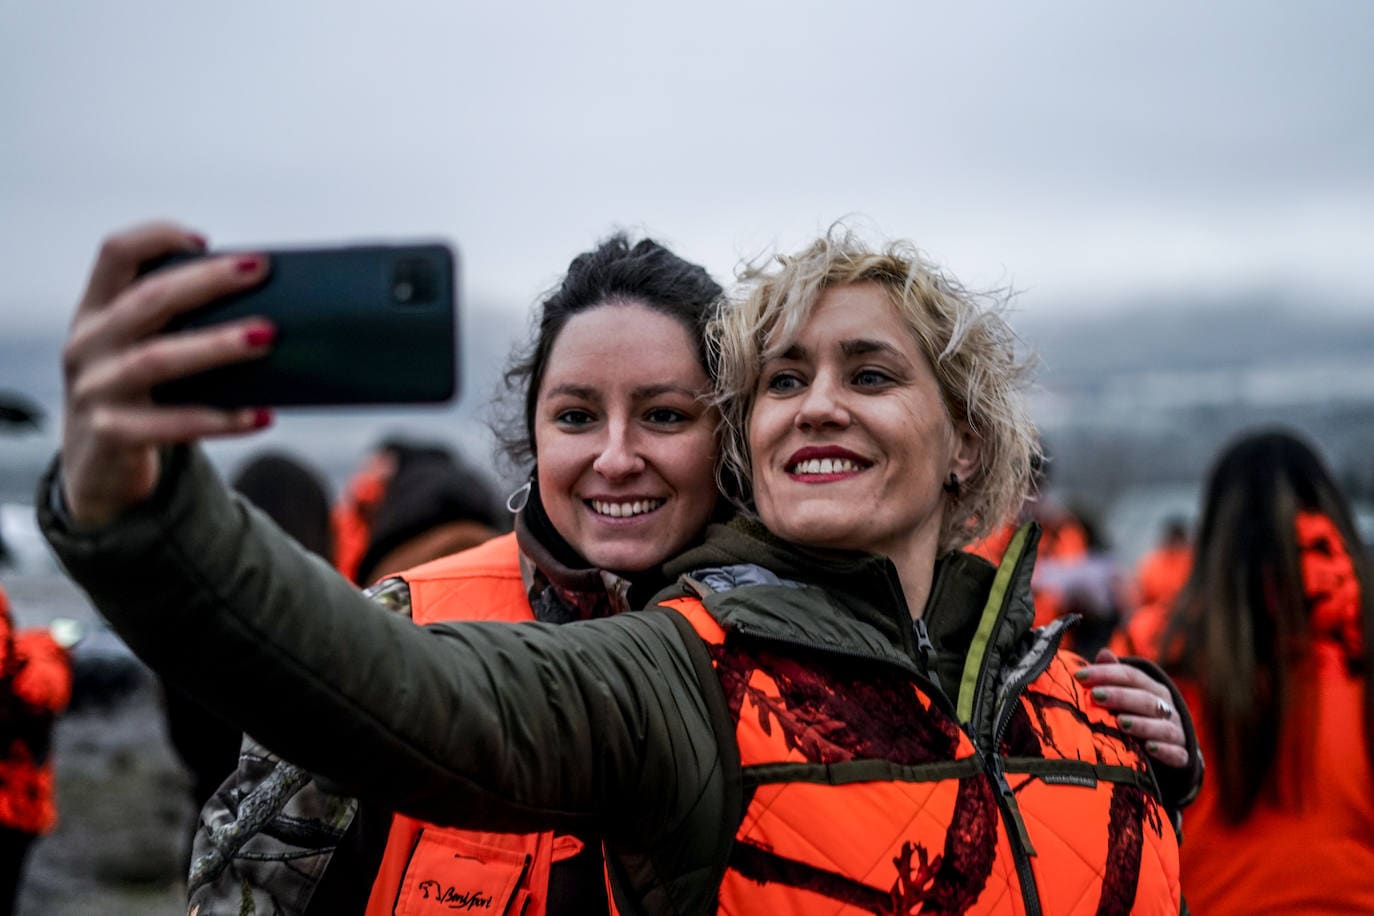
[
  {"xmin": 766, "ymin": 372, "xmax": 804, "ymax": 393},
  {"xmin": 854, "ymin": 369, "xmax": 893, "ymax": 387},
  {"xmin": 555, "ymin": 409, "xmax": 596, "ymax": 426},
  {"xmin": 645, "ymin": 407, "xmax": 689, "ymax": 424}
]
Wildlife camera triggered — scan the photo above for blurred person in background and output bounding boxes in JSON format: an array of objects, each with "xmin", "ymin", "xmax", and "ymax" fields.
[
  {"xmin": 967, "ymin": 451, "xmax": 1095, "ymax": 639},
  {"xmin": 1133, "ymin": 517, "xmax": 1192, "ymax": 611},
  {"xmin": 337, "ymin": 437, "xmax": 506, "ymax": 588},
  {"xmin": 1110, "ymin": 517, "xmax": 1192, "ymax": 661},
  {"xmin": 1161, "ymin": 429, "xmax": 1374, "ymax": 913},
  {"xmin": 1039, "ymin": 508, "xmax": 1126, "ymax": 658},
  {"xmin": 0, "ymin": 582, "xmax": 71, "ymax": 915}
]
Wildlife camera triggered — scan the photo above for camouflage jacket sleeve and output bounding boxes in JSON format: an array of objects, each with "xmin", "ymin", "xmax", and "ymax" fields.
[{"xmin": 186, "ymin": 578, "xmax": 413, "ymax": 916}]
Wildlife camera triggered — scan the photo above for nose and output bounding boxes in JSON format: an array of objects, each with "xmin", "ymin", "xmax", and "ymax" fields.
[
  {"xmin": 794, "ymin": 372, "xmax": 851, "ymax": 431},
  {"xmin": 592, "ymin": 421, "xmax": 647, "ymax": 480}
]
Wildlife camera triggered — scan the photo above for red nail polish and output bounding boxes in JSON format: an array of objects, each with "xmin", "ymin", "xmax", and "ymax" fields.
[
  {"xmin": 252, "ymin": 408, "xmax": 273, "ymax": 429},
  {"xmin": 245, "ymin": 325, "xmax": 276, "ymax": 347},
  {"xmin": 235, "ymin": 255, "xmax": 264, "ymax": 273}
]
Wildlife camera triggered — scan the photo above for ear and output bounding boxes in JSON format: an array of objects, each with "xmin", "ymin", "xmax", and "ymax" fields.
[{"xmin": 950, "ymin": 421, "xmax": 981, "ymax": 483}]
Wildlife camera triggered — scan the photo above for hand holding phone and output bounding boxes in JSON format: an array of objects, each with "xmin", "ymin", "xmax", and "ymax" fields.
[{"xmin": 146, "ymin": 242, "xmax": 459, "ymax": 408}]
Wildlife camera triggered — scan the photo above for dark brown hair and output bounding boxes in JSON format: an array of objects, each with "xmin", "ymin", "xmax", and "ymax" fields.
[
  {"xmin": 1163, "ymin": 429, "xmax": 1373, "ymax": 822},
  {"xmin": 494, "ymin": 233, "xmax": 722, "ymax": 473}
]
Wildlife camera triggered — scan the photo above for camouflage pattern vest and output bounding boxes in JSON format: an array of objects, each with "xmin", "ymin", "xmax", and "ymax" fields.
[{"xmin": 663, "ymin": 526, "xmax": 1181, "ymax": 915}]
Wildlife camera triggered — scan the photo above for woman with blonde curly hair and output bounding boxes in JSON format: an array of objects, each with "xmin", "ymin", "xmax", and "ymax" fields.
[{"xmin": 43, "ymin": 222, "xmax": 1195, "ymax": 914}]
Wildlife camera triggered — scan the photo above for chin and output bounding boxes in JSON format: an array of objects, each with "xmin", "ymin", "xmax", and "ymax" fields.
[
  {"xmin": 585, "ymin": 546, "xmax": 657, "ymax": 575},
  {"xmin": 767, "ymin": 505, "xmax": 853, "ymax": 545}
]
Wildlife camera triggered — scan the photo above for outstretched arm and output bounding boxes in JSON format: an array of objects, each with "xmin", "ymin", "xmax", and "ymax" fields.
[
  {"xmin": 44, "ymin": 224, "xmax": 732, "ymax": 844},
  {"xmin": 43, "ymin": 443, "xmax": 724, "ymax": 839}
]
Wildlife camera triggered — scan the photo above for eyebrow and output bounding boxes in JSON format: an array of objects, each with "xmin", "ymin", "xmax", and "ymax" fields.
[
  {"xmin": 840, "ymin": 338, "xmax": 904, "ymax": 359},
  {"xmin": 775, "ymin": 338, "xmax": 904, "ymax": 361},
  {"xmin": 543, "ymin": 382, "xmax": 701, "ymax": 402}
]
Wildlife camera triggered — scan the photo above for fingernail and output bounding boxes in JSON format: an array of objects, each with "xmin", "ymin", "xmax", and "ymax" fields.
[
  {"xmin": 245, "ymin": 324, "xmax": 276, "ymax": 347},
  {"xmin": 235, "ymin": 255, "xmax": 265, "ymax": 274},
  {"xmin": 1091, "ymin": 687, "xmax": 1108, "ymax": 701},
  {"xmin": 1119, "ymin": 717, "xmax": 1132, "ymax": 731},
  {"xmin": 1073, "ymin": 668, "xmax": 1091, "ymax": 681},
  {"xmin": 187, "ymin": 233, "xmax": 208, "ymax": 251},
  {"xmin": 252, "ymin": 408, "xmax": 273, "ymax": 429},
  {"xmin": 1146, "ymin": 741, "xmax": 1159, "ymax": 754}
]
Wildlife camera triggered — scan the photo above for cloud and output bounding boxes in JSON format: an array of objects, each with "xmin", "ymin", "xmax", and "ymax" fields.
[{"xmin": 3, "ymin": 0, "xmax": 1372, "ymax": 336}]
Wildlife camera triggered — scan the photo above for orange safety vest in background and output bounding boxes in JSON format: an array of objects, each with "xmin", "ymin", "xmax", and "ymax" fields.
[
  {"xmin": 1132, "ymin": 546, "xmax": 1191, "ymax": 613},
  {"xmin": 661, "ymin": 540, "xmax": 1180, "ymax": 914},
  {"xmin": 0, "ymin": 583, "xmax": 72, "ymax": 835},
  {"xmin": 363, "ymin": 534, "xmax": 600, "ymax": 916},
  {"xmin": 968, "ymin": 519, "xmax": 1090, "ymax": 629},
  {"xmin": 1109, "ymin": 602, "xmax": 1173, "ymax": 663}
]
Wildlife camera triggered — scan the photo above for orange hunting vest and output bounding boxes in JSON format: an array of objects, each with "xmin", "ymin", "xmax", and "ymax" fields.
[
  {"xmin": 363, "ymin": 534, "xmax": 596, "ymax": 916},
  {"xmin": 660, "ymin": 538, "xmax": 1181, "ymax": 914},
  {"xmin": 0, "ymin": 584, "xmax": 70, "ymax": 836}
]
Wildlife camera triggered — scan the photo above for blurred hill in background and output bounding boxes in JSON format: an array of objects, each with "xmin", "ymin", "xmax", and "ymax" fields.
[
  {"xmin": 4, "ymin": 292, "xmax": 1373, "ymax": 564},
  {"xmin": 1018, "ymin": 294, "xmax": 1374, "ymax": 509}
]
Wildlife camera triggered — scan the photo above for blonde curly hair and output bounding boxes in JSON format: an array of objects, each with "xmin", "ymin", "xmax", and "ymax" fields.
[{"xmin": 707, "ymin": 224, "xmax": 1040, "ymax": 554}]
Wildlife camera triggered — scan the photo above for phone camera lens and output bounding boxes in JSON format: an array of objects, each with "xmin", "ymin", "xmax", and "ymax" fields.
[{"xmin": 392, "ymin": 257, "xmax": 438, "ymax": 306}]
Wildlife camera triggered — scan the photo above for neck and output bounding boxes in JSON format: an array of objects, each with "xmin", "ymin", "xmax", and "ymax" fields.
[{"xmin": 882, "ymin": 528, "xmax": 942, "ymax": 621}]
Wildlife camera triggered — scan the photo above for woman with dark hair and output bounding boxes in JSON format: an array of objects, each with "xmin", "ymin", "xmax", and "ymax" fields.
[
  {"xmin": 1162, "ymin": 429, "xmax": 1374, "ymax": 913},
  {"xmin": 42, "ymin": 222, "xmax": 1198, "ymax": 914},
  {"xmin": 183, "ymin": 230, "xmax": 725, "ymax": 915}
]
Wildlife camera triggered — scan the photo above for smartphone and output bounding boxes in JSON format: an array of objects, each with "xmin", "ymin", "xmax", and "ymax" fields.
[{"xmin": 145, "ymin": 242, "xmax": 458, "ymax": 408}]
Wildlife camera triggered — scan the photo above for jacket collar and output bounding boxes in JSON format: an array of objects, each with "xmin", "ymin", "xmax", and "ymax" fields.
[
  {"xmin": 662, "ymin": 515, "xmax": 1024, "ymax": 674},
  {"xmin": 514, "ymin": 479, "xmax": 671, "ymax": 619}
]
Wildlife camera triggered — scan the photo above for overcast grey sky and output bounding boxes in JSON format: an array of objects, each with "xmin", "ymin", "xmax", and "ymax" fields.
[{"xmin": 3, "ymin": 0, "xmax": 1372, "ymax": 336}]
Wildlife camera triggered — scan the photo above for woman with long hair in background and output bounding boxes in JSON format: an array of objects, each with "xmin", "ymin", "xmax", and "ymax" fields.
[{"xmin": 1162, "ymin": 429, "xmax": 1374, "ymax": 913}]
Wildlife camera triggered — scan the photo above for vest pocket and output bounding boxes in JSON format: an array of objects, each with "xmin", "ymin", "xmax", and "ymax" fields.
[{"xmin": 393, "ymin": 828, "xmax": 531, "ymax": 915}]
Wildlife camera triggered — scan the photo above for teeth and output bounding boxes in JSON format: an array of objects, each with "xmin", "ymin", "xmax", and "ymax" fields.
[
  {"xmin": 790, "ymin": 458, "xmax": 864, "ymax": 475},
  {"xmin": 590, "ymin": 499, "xmax": 664, "ymax": 518}
]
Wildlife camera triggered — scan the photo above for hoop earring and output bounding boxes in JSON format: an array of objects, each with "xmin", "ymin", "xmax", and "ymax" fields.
[
  {"xmin": 942, "ymin": 472, "xmax": 961, "ymax": 499},
  {"xmin": 505, "ymin": 481, "xmax": 532, "ymax": 514}
]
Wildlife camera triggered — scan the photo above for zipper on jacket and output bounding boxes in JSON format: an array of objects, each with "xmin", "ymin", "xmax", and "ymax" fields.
[
  {"xmin": 984, "ymin": 749, "xmax": 1042, "ymax": 915},
  {"xmin": 956, "ymin": 523, "xmax": 1050, "ymax": 916},
  {"xmin": 912, "ymin": 618, "xmax": 935, "ymax": 676},
  {"xmin": 976, "ymin": 624, "xmax": 1066, "ymax": 916},
  {"xmin": 991, "ymin": 624, "xmax": 1067, "ymax": 751}
]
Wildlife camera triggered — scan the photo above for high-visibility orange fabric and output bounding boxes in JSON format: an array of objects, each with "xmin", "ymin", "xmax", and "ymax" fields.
[
  {"xmin": 331, "ymin": 456, "xmax": 393, "ymax": 584},
  {"xmin": 0, "ymin": 583, "xmax": 71, "ymax": 835},
  {"xmin": 966, "ymin": 523, "xmax": 1016, "ymax": 566},
  {"xmin": 1109, "ymin": 602, "xmax": 1172, "ymax": 663},
  {"xmin": 1176, "ymin": 648, "xmax": 1374, "ymax": 913},
  {"xmin": 1176, "ymin": 512, "xmax": 1374, "ymax": 912},
  {"xmin": 1131, "ymin": 546, "xmax": 1191, "ymax": 613},
  {"xmin": 663, "ymin": 594, "xmax": 1181, "ymax": 915},
  {"xmin": 363, "ymin": 533, "xmax": 597, "ymax": 916},
  {"xmin": 967, "ymin": 519, "xmax": 1089, "ymax": 629}
]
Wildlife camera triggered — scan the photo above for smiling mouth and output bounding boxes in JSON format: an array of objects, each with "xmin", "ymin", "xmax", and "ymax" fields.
[
  {"xmin": 587, "ymin": 499, "xmax": 666, "ymax": 519},
  {"xmin": 787, "ymin": 457, "xmax": 870, "ymax": 476}
]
